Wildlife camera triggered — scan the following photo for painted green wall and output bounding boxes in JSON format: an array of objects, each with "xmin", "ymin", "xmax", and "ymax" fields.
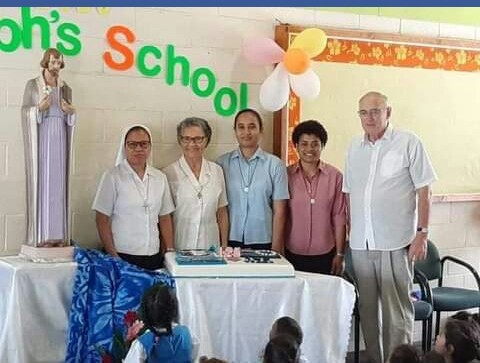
[{"xmin": 313, "ymin": 8, "xmax": 480, "ymax": 26}]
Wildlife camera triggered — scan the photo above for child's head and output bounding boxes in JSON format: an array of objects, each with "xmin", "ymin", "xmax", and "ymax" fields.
[
  {"xmin": 434, "ymin": 318, "xmax": 480, "ymax": 363},
  {"xmin": 451, "ymin": 310, "xmax": 480, "ymax": 326},
  {"xmin": 422, "ymin": 351, "xmax": 446, "ymax": 363},
  {"xmin": 388, "ymin": 344, "xmax": 421, "ymax": 363},
  {"xmin": 451, "ymin": 311, "xmax": 474, "ymax": 323},
  {"xmin": 270, "ymin": 316, "xmax": 303, "ymax": 345},
  {"xmin": 199, "ymin": 357, "xmax": 227, "ymax": 363},
  {"xmin": 263, "ymin": 334, "xmax": 300, "ymax": 363},
  {"xmin": 140, "ymin": 283, "xmax": 178, "ymax": 336}
]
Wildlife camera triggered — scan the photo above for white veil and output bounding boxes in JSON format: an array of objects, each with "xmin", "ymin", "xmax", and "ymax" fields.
[{"xmin": 115, "ymin": 124, "xmax": 153, "ymax": 166}]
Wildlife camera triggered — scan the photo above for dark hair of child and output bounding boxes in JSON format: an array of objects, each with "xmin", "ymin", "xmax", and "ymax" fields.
[
  {"xmin": 451, "ymin": 310, "xmax": 480, "ymax": 326},
  {"xmin": 263, "ymin": 334, "xmax": 300, "ymax": 363},
  {"xmin": 389, "ymin": 344, "xmax": 421, "ymax": 363},
  {"xmin": 140, "ymin": 283, "xmax": 179, "ymax": 336},
  {"xmin": 422, "ymin": 351, "xmax": 446, "ymax": 363},
  {"xmin": 270, "ymin": 316, "xmax": 303, "ymax": 345},
  {"xmin": 444, "ymin": 318, "xmax": 480, "ymax": 363}
]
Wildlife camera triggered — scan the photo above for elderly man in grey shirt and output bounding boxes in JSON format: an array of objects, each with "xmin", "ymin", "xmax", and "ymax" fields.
[{"xmin": 343, "ymin": 91, "xmax": 437, "ymax": 363}]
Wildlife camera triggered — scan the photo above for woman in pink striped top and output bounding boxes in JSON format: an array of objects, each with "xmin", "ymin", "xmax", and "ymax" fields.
[{"xmin": 286, "ymin": 120, "xmax": 347, "ymax": 275}]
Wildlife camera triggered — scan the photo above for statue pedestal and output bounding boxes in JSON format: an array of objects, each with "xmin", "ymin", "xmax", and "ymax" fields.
[{"xmin": 20, "ymin": 245, "xmax": 74, "ymax": 263}]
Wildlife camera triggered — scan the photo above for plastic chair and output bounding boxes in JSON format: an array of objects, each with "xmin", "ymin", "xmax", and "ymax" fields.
[
  {"xmin": 413, "ymin": 269, "xmax": 434, "ymax": 351},
  {"xmin": 414, "ymin": 240, "xmax": 480, "ymax": 340}
]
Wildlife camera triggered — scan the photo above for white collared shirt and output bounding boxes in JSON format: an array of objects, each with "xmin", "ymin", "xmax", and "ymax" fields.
[
  {"xmin": 163, "ymin": 156, "xmax": 228, "ymax": 250},
  {"xmin": 92, "ymin": 159, "xmax": 175, "ymax": 255},
  {"xmin": 343, "ymin": 124, "xmax": 437, "ymax": 251}
]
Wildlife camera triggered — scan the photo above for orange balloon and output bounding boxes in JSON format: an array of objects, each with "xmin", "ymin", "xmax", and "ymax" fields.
[{"xmin": 283, "ymin": 48, "xmax": 310, "ymax": 75}]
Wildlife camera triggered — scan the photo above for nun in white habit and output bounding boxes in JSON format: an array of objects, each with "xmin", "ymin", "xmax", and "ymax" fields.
[{"xmin": 92, "ymin": 124, "xmax": 175, "ymax": 270}]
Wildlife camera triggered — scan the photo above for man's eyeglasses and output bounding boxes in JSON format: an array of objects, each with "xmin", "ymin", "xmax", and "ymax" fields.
[
  {"xmin": 126, "ymin": 141, "xmax": 151, "ymax": 150},
  {"xmin": 180, "ymin": 136, "xmax": 206, "ymax": 145},
  {"xmin": 357, "ymin": 108, "xmax": 386, "ymax": 118}
]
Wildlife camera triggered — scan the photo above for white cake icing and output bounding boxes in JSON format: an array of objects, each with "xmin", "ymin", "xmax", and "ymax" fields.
[{"xmin": 164, "ymin": 252, "xmax": 295, "ymax": 278}]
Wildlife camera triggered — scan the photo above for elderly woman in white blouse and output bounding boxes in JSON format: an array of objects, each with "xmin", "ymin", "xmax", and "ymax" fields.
[{"xmin": 163, "ymin": 117, "xmax": 229, "ymax": 250}]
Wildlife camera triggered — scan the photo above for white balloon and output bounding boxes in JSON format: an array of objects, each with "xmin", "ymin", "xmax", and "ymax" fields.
[
  {"xmin": 289, "ymin": 69, "xmax": 320, "ymax": 100},
  {"xmin": 259, "ymin": 63, "xmax": 290, "ymax": 112}
]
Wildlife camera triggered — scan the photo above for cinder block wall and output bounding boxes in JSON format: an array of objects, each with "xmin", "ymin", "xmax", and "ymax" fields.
[{"xmin": 1, "ymin": 6, "xmax": 479, "ymax": 346}]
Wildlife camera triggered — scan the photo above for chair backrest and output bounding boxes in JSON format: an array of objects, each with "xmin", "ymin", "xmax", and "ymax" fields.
[{"xmin": 414, "ymin": 240, "xmax": 442, "ymax": 281}]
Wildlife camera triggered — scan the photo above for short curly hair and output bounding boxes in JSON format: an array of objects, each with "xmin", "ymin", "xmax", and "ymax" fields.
[{"xmin": 291, "ymin": 120, "xmax": 328, "ymax": 147}]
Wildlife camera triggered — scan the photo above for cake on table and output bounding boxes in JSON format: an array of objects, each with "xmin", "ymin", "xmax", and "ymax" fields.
[{"xmin": 164, "ymin": 248, "xmax": 295, "ymax": 278}]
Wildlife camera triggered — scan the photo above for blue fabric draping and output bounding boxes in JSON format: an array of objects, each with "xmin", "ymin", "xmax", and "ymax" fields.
[{"xmin": 65, "ymin": 248, "xmax": 175, "ymax": 363}]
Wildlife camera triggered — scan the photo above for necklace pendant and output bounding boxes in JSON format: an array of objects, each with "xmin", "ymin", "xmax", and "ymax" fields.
[
  {"xmin": 244, "ymin": 187, "xmax": 249, "ymax": 193},
  {"xmin": 310, "ymin": 198, "xmax": 315, "ymax": 204},
  {"xmin": 197, "ymin": 192, "xmax": 202, "ymax": 199}
]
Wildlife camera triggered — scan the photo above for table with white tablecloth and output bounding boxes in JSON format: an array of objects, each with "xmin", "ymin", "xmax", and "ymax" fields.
[
  {"xmin": 0, "ymin": 257, "xmax": 355, "ymax": 363},
  {"xmin": 0, "ymin": 256, "xmax": 76, "ymax": 363},
  {"xmin": 176, "ymin": 273, "xmax": 356, "ymax": 363}
]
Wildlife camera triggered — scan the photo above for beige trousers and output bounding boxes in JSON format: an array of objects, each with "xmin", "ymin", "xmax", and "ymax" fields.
[{"xmin": 351, "ymin": 248, "xmax": 414, "ymax": 363}]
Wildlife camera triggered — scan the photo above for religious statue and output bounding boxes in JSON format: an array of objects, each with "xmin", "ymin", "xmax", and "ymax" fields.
[{"xmin": 21, "ymin": 48, "xmax": 76, "ymax": 248}]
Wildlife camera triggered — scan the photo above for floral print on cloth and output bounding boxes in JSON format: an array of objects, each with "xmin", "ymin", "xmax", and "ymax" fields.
[{"xmin": 65, "ymin": 248, "xmax": 174, "ymax": 363}]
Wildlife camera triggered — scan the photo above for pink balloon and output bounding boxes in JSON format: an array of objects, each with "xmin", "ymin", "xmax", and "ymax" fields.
[{"xmin": 244, "ymin": 38, "xmax": 285, "ymax": 65}]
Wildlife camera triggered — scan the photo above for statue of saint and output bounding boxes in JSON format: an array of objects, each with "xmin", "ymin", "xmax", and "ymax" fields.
[{"xmin": 21, "ymin": 48, "xmax": 76, "ymax": 247}]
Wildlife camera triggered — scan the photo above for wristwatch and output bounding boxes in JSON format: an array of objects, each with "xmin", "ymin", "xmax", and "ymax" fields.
[{"xmin": 416, "ymin": 227, "xmax": 429, "ymax": 233}]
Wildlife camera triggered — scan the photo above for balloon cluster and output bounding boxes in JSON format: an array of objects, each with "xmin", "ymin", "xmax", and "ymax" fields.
[{"xmin": 244, "ymin": 28, "xmax": 328, "ymax": 112}]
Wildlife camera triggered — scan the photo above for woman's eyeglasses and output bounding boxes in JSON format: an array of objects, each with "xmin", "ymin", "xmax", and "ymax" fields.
[
  {"xmin": 180, "ymin": 136, "xmax": 206, "ymax": 145},
  {"xmin": 126, "ymin": 141, "xmax": 151, "ymax": 150}
]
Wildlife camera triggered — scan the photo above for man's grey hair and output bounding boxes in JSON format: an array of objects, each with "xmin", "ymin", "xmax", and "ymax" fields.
[{"xmin": 359, "ymin": 91, "xmax": 389, "ymax": 106}]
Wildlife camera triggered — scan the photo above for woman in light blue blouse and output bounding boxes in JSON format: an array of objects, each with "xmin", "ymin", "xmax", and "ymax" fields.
[{"xmin": 217, "ymin": 109, "xmax": 289, "ymax": 253}]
